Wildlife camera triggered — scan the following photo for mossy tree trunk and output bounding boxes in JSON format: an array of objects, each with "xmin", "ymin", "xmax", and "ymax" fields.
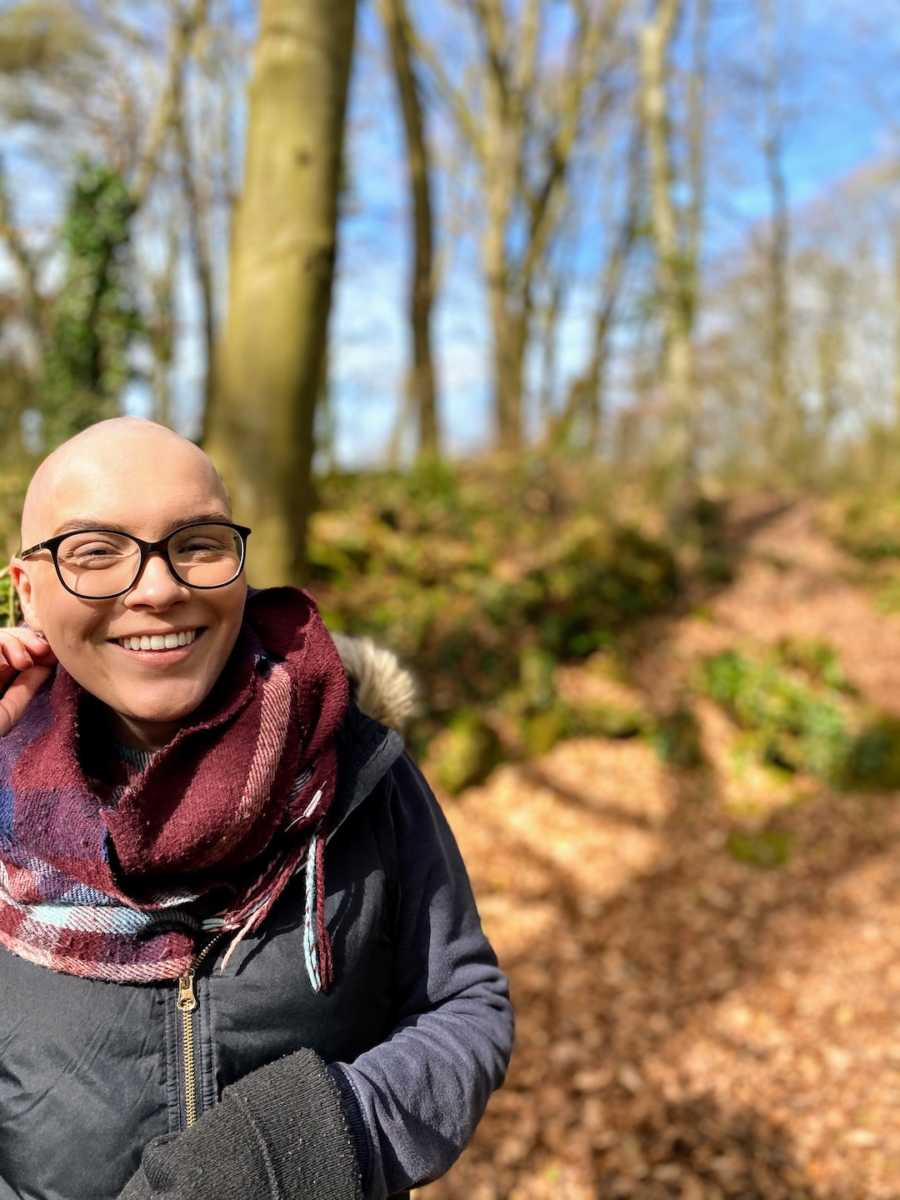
[{"xmin": 206, "ymin": 0, "xmax": 357, "ymax": 586}]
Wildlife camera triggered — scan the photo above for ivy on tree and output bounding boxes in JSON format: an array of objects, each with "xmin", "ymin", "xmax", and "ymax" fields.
[{"xmin": 40, "ymin": 159, "xmax": 141, "ymax": 447}]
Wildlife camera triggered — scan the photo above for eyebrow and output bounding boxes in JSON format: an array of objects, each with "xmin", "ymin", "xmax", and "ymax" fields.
[{"xmin": 49, "ymin": 512, "xmax": 232, "ymax": 538}]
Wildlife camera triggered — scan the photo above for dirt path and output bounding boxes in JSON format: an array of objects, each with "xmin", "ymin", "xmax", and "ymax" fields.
[{"xmin": 422, "ymin": 500, "xmax": 900, "ymax": 1200}]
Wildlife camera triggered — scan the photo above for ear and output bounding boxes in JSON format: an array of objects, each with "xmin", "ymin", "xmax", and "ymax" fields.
[{"xmin": 9, "ymin": 557, "xmax": 40, "ymax": 631}]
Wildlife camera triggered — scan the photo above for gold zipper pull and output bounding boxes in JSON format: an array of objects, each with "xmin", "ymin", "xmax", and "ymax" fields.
[{"xmin": 177, "ymin": 972, "xmax": 197, "ymax": 1012}]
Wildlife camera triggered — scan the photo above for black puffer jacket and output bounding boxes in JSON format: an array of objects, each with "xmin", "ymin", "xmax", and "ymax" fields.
[{"xmin": 0, "ymin": 705, "xmax": 514, "ymax": 1200}]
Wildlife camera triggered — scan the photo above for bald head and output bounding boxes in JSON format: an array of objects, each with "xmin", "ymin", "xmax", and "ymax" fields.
[
  {"xmin": 11, "ymin": 417, "xmax": 248, "ymax": 750},
  {"xmin": 21, "ymin": 418, "xmax": 230, "ymax": 547}
]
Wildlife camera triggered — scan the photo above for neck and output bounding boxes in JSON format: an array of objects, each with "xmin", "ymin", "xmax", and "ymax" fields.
[{"xmin": 105, "ymin": 709, "xmax": 180, "ymax": 753}]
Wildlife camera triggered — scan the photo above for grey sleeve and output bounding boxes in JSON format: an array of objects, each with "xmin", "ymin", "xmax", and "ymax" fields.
[{"xmin": 329, "ymin": 754, "xmax": 514, "ymax": 1199}]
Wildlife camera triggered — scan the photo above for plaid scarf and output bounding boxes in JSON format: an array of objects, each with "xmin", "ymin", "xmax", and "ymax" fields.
[{"xmin": 0, "ymin": 586, "xmax": 349, "ymax": 988}]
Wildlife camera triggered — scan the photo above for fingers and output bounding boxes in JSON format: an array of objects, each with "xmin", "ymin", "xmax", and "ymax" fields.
[
  {"xmin": 0, "ymin": 664, "xmax": 53, "ymax": 736},
  {"xmin": 0, "ymin": 628, "xmax": 56, "ymax": 675},
  {"xmin": 0, "ymin": 629, "xmax": 57, "ymax": 736},
  {"xmin": 0, "ymin": 638, "xmax": 36, "ymax": 674}
]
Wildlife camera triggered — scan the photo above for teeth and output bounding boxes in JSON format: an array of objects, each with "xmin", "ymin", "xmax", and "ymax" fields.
[{"xmin": 119, "ymin": 630, "xmax": 198, "ymax": 651}]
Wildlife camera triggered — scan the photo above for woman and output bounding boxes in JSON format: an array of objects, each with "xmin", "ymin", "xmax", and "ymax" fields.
[{"xmin": 0, "ymin": 418, "xmax": 513, "ymax": 1200}]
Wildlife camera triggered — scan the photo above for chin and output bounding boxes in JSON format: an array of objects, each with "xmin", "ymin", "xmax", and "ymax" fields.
[{"xmin": 113, "ymin": 685, "xmax": 212, "ymax": 725}]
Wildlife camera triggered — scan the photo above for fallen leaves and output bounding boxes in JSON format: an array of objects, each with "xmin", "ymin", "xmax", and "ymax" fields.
[{"xmin": 419, "ymin": 500, "xmax": 900, "ymax": 1199}]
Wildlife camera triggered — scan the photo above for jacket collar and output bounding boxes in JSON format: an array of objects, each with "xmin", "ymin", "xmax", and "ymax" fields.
[{"xmin": 327, "ymin": 703, "xmax": 405, "ymax": 844}]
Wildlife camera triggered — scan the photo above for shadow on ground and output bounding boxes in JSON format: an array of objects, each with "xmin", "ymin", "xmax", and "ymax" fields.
[{"xmin": 426, "ymin": 499, "xmax": 893, "ymax": 1199}]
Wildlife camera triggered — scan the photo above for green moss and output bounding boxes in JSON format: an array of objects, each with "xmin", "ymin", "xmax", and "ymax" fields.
[
  {"xmin": 699, "ymin": 552, "xmax": 735, "ymax": 585},
  {"xmin": 773, "ymin": 636, "xmax": 852, "ymax": 692},
  {"xmin": 430, "ymin": 710, "xmax": 503, "ymax": 794},
  {"xmin": 727, "ymin": 828, "xmax": 793, "ymax": 869},
  {"xmin": 653, "ymin": 706, "xmax": 705, "ymax": 768},
  {"xmin": 841, "ymin": 717, "xmax": 900, "ymax": 790},
  {"xmin": 521, "ymin": 706, "xmax": 572, "ymax": 756},
  {"xmin": 700, "ymin": 649, "xmax": 850, "ymax": 781}
]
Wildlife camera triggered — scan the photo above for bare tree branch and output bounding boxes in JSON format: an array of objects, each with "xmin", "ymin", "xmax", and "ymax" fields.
[
  {"xmin": 408, "ymin": 26, "xmax": 486, "ymax": 160},
  {"xmin": 131, "ymin": 0, "xmax": 210, "ymax": 210}
]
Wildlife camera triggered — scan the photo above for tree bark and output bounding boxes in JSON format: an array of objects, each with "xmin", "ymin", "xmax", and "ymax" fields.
[
  {"xmin": 172, "ymin": 49, "xmax": 217, "ymax": 440},
  {"xmin": 639, "ymin": 0, "xmax": 696, "ymax": 493},
  {"xmin": 205, "ymin": 0, "xmax": 357, "ymax": 586},
  {"xmin": 553, "ymin": 128, "xmax": 643, "ymax": 452},
  {"xmin": 760, "ymin": 0, "xmax": 791, "ymax": 467},
  {"xmin": 378, "ymin": 0, "xmax": 440, "ymax": 458}
]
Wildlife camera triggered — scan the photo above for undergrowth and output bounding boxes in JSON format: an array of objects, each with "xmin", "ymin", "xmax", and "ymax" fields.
[{"xmin": 309, "ymin": 457, "xmax": 683, "ymax": 789}]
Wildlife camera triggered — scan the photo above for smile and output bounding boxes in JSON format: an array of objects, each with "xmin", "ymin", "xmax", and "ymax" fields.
[{"xmin": 114, "ymin": 628, "xmax": 204, "ymax": 652}]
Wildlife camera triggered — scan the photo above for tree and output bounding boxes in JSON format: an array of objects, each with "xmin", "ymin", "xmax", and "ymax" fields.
[
  {"xmin": 0, "ymin": 0, "xmax": 214, "ymax": 447},
  {"xmin": 39, "ymin": 160, "xmax": 142, "ymax": 446},
  {"xmin": 378, "ymin": 0, "xmax": 440, "ymax": 458},
  {"xmin": 551, "ymin": 128, "xmax": 643, "ymax": 453},
  {"xmin": 415, "ymin": 0, "xmax": 630, "ymax": 451},
  {"xmin": 638, "ymin": 0, "xmax": 699, "ymax": 497},
  {"xmin": 205, "ymin": 0, "xmax": 358, "ymax": 586},
  {"xmin": 759, "ymin": 0, "xmax": 792, "ymax": 470}
]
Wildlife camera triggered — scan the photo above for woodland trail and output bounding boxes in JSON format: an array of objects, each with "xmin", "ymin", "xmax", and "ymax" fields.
[{"xmin": 422, "ymin": 498, "xmax": 900, "ymax": 1200}]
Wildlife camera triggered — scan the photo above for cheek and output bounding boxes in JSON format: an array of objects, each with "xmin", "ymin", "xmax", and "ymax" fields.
[{"xmin": 40, "ymin": 602, "xmax": 111, "ymax": 662}]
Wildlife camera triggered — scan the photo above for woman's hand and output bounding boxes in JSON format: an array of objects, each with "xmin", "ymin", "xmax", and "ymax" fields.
[
  {"xmin": 118, "ymin": 1049, "xmax": 362, "ymax": 1200},
  {"xmin": 0, "ymin": 627, "xmax": 56, "ymax": 736}
]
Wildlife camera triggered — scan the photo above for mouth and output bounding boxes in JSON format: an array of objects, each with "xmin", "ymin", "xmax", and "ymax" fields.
[{"xmin": 111, "ymin": 627, "xmax": 207, "ymax": 654}]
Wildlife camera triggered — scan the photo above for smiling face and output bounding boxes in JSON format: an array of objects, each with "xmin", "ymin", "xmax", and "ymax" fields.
[{"xmin": 11, "ymin": 419, "xmax": 248, "ymax": 750}]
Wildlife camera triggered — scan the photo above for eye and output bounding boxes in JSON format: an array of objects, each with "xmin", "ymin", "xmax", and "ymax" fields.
[
  {"xmin": 59, "ymin": 535, "xmax": 134, "ymax": 564},
  {"xmin": 180, "ymin": 539, "xmax": 226, "ymax": 554}
]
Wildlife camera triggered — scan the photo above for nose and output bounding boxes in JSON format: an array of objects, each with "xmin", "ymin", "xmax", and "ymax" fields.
[{"xmin": 122, "ymin": 550, "xmax": 191, "ymax": 609}]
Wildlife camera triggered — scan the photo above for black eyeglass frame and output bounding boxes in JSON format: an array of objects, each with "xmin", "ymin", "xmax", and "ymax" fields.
[{"xmin": 19, "ymin": 520, "xmax": 253, "ymax": 600}]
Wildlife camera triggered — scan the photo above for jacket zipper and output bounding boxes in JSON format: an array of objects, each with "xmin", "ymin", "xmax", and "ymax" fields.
[{"xmin": 176, "ymin": 934, "xmax": 223, "ymax": 1128}]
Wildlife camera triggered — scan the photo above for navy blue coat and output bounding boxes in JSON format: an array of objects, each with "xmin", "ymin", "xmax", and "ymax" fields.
[{"xmin": 0, "ymin": 706, "xmax": 514, "ymax": 1200}]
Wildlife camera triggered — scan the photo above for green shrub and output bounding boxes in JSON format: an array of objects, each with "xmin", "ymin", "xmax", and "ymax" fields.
[
  {"xmin": 310, "ymin": 466, "xmax": 682, "ymax": 743},
  {"xmin": 700, "ymin": 649, "xmax": 850, "ymax": 781},
  {"xmin": 0, "ymin": 570, "xmax": 18, "ymax": 628}
]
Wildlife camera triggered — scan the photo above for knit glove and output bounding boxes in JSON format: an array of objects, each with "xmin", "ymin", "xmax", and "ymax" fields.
[{"xmin": 118, "ymin": 1048, "xmax": 362, "ymax": 1200}]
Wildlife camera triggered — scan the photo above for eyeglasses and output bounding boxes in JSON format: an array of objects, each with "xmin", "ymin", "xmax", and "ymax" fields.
[{"xmin": 19, "ymin": 521, "xmax": 252, "ymax": 600}]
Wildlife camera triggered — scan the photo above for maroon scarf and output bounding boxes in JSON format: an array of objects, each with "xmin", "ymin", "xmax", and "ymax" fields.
[{"xmin": 0, "ymin": 587, "xmax": 349, "ymax": 986}]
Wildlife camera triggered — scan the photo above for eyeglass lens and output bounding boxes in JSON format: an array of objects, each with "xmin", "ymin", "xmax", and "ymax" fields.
[{"xmin": 56, "ymin": 525, "xmax": 244, "ymax": 597}]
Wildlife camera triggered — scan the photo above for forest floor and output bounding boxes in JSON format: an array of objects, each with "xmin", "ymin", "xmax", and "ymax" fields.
[{"xmin": 419, "ymin": 497, "xmax": 900, "ymax": 1200}]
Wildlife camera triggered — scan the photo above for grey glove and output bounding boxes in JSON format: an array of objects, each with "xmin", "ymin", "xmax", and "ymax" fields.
[{"xmin": 118, "ymin": 1048, "xmax": 362, "ymax": 1200}]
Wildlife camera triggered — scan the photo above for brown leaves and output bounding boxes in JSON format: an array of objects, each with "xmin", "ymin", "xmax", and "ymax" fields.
[{"xmin": 421, "ymin": 501, "xmax": 900, "ymax": 1199}]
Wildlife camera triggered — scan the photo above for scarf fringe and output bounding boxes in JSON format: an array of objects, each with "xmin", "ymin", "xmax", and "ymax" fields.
[
  {"xmin": 302, "ymin": 830, "xmax": 333, "ymax": 992},
  {"xmin": 216, "ymin": 809, "xmax": 332, "ymax": 993}
]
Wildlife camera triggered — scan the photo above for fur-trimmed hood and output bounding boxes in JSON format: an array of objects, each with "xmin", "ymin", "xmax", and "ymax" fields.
[{"xmin": 331, "ymin": 634, "xmax": 418, "ymax": 733}]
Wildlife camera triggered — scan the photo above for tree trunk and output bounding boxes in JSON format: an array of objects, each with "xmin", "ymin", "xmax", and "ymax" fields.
[
  {"xmin": 483, "ymin": 63, "xmax": 521, "ymax": 452},
  {"xmin": 378, "ymin": 0, "xmax": 440, "ymax": 458},
  {"xmin": 552, "ymin": 130, "xmax": 642, "ymax": 452},
  {"xmin": 761, "ymin": 0, "xmax": 791, "ymax": 468},
  {"xmin": 639, "ymin": 0, "xmax": 696, "ymax": 494},
  {"xmin": 205, "ymin": 0, "xmax": 357, "ymax": 586},
  {"xmin": 172, "ymin": 49, "xmax": 217, "ymax": 440}
]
